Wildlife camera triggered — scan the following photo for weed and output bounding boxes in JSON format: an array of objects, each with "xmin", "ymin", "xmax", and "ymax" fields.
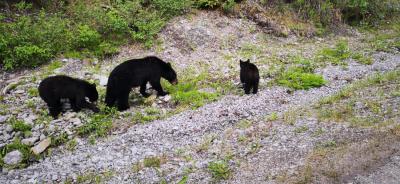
[
  {"xmin": 237, "ymin": 119, "xmax": 252, "ymax": 129},
  {"xmin": 9, "ymin": 117, "xmax": 32, "ymax": 132},
  {"xmin": 76, "ymin": 107, "xmax": 116, "ymax": 137},
  {"xmin": 143, "ymin": 156, "xmax": 162, "ymax": 168},
  {"xmin": 317, "ymin": 40, "xmax": 351, "ymax": 66},
  {"xmin": 27, "ymin": 88, "xmax": 39, "ymax": 97},
  {"xmin": 294, "ymin": 125, "xmax": 309, "ymax": 133},
  {"xmin": 50, "ymin": 132, "xmax": 68, "ymax": 147},
  {"xmin": 66, "ymin": 139, "xmax": 78, "ymax": 151},
  {"xmin": 0, "ymin": 139, "xmax": 37, "ymax": 168},
  {"xmin": 76, "ymin": 170, "xmax": 113, "ymax": 184},
  {"xmin": 265, "ymin": 112, "xmax": 278, "ymax": 121},
  {"xmin": 352, "ymin": 52, "xmax": 373, "ymax": 65},
  {"xmin": 208, "ymin": 160, "xmax": 231, "ymax": 180}
]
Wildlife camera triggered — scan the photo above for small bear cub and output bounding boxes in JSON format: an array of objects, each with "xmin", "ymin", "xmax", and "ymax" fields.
[
  {"xmin": 38, "ymin": 75, "xmax": 100, "ymax": 119},
  {"xmin": 240, "ymin": 59, "xmax": 260, "ymax": 94}
]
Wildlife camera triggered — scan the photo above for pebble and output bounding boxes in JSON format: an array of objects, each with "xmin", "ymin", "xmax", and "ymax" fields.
[{"xmin": 3, "ymin": 150, "xmax": 23, "ymax": 165}]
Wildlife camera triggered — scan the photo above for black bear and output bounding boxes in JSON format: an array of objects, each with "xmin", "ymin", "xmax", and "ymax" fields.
[
  {"xmin": 240, "ymin": 59, "xmax": 260, "ymax": 94},
  {"xmin": 38, "ymin": 75, "xmax": 99, "ymax": 118},
  {"xmin": 105, "ymin": 56, "xmax": 178, "ymax": 111}
]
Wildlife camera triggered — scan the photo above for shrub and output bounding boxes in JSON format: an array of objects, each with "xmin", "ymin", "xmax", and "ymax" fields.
[
  {"xmin": 75, "ymin": 25, "xmax": 101, "ymax": 50},
  {"xmin": 9, "ymin": 118, "xmax": 32, "ymax": 132},
  {"xmin": 208, "ymin": 160, "xmax": 231, "ymax": 180}
]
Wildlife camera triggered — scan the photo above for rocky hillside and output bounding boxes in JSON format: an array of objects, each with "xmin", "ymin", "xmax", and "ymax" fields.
[{"xmin": 0, "ymin": 10, "xmax": 400, "ymax": 183}]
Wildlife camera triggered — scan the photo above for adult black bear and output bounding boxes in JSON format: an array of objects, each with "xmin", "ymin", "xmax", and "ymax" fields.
[
  {"xmin": 240, "ymin": 59, "xmax": 260, "ymax": 94},
  {"xmin": 105, "ymin": 56, "xmax": 178, "ymax": 111},
  {"xmin": 38, "ymin": 75, "xmax": 99, "ymax": 119}
]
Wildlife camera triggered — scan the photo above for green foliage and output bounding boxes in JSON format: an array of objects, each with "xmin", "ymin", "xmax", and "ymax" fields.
[
  {"xmin": 291, "ymin": 0, "xmax": 400, "ymax": 26},
  {"xmin": 0, "ymin": 0, "xmax": 192, "ymax": 70},
  {"xmin": 352, "ymin": 52, "xmax": 373, "ymax": 65},
  {"xmin": 222, "ymin": 0, "xmax": 237, "ymax": 13},
  {"xmin": 27, "ymin": 88, "xmax": 39, "ymax": 97},
  {"xmin": 317, "ymin": 40, "xmax": 351, "ymax": 66},
  {"xmin": 194, "ymin": 0, "xmax": 221, "ymax": 8},
  {"xmin": 163, "ymin": 73, "xmax": 218, "ymax": 108},
  {"xmin": 50, "ymin": 132, "xmax": 69, "ymax": 147},
  {"xmin": 9, "ymin": 117, "xmax": 32, "ymax": 132},
  {"xmin": 77, "ymin": 106, "xmax": 117, "ymax": 137},
  {"xmin": 277, "ymin": 58, "xmax": 326, "ymax": 90},
  {"xmin": 143, "ymin": 156, "xmax": 162, "ymax": 168},
  {"xmin": 0, "ymin": 139, "xmax": 35, "ymax": 168},
  {"xmin": 208, "ymin": 160, "xmax": 231, "ymax": 180}
]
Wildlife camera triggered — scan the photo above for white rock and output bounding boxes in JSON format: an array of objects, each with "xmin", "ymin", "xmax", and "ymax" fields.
[
  {"xmin": 40, "ymin": 134, "xmax": 46, "ymax": 141},
  {"xmin": 5, "ymin": 124, "xmax": 13, "ymax": 132},
  {"xmin": 163, "ymin": 95, "xmax": 171, "ymax": 102},
  {"xmin": 70, "ymin": 118, "xmax": 82, "ymax": 126},
  {"xmin": 31, "ymin": 138, "xmax": 51, "ymax": 155},
  {"xmin": 99, "ymin": 75, "xmax": 108, "ymax": 86},
  {"xmin": 14, "ymin": 89, "xmax": 25, "ymax": 94},
  {"xmin": 3, "ymin": 150, "xmax": 23, "ymax": 165},
  {"xmin": 0, "ymin": 115, "xmax": 8, "ymax": 123},
  {"xmin": 21, "ymin": 137, "xmax": 39, "ymax": 146}
]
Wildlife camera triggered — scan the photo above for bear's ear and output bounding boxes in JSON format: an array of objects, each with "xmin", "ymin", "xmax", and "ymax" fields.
[
  {"xmin": 239, "ymin": 60, "xmax": 243, "ymax": 63},
  {"xmin": 167, "ymin": 62, "xmax": 172, "ymax": 67},
  {"xmin": 246, "ymin": 59, "xmax": 250, "ymax": 63}
]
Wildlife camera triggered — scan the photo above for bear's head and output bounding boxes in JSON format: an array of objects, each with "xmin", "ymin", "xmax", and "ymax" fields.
[
  {"xmin": 85, "ymin": 83, "xmax": 99, "ymax": 103},
  {"xmin": 240, "ymin": 59, "xmax": 251, "ymax": 68},
  {"xmin": 163, "ymin": 63, "xmax": 178, "ymax": 85}
]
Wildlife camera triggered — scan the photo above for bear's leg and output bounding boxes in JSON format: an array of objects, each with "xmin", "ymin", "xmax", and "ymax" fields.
[
  {"xmin": 47, "ymin": 100, "xmax": 62, "ymax": 119},
  {"xmin": 244, "ymin": 83, "xmax": 251, "ymax": 94},
  {"xmin": 140, "ymin": 82, "xmax": 151, "ymax": 97},
  {"xmin": 116, "ymin": 89, "xmax": 130, "ymax": 111},
  {"xmin": 70, "ymin": 97, "xmax": 81, "ymax": 112},
  {"xmin": 252, "ymin": 82, "xmax": 258, "ymax": 94},
  {"xmin": 150, "ymin": 80, "xmax": 168, "ymax": 96}
]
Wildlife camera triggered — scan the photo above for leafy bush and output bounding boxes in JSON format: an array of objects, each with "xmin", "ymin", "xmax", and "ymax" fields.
[
  {"xmin": 75, "ymin": 25, "xmax": 101, "ymax": 50},
  {"xmin": 9, "ymin": 118, "xmax": 32, "ymax": 132}
]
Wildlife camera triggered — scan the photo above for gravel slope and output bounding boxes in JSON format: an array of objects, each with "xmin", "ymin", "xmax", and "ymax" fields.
[{"xmin": 0, "ymin": 52, "xmax": 399, "ymax": 183}]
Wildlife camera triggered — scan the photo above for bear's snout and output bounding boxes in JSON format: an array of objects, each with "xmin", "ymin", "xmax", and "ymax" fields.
[{"xmin": 171, "ymin": 79, "xmax": 178, "ymax": 85}]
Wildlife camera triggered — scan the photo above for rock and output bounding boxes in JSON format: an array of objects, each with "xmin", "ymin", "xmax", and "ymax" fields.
[
  {"xmin": 21, "ymin": 137, "xmax": 39, "ymax": 146},
  {"xmin": 163, "ymin": 95, "xmax": 171, "ymax": 102},
  {"xmin": 23, "ymin": 114, "xmax": 37, "ymax": 125},
  {"xmin": 31, "ymin": 138, "xmax": 51, "ymax": 155},
  {"xmin": 40, "ymin": 134, "xmax": 46, "ymax": 141},
  {"xmin": 98, "ymin": 75, "xmax": 108, "ymax": 86},
  {"xmin": 5, "ymin": 124, "xmax": 13, "ymax": 133},
  {"xmin": 0, "ymin": 115, "xmax": 8, "ymax": 123},
  {"xmin": 14, "ymin": 89, "xmax": 25, "ymax": 94},
  {"xmin": 70, "ymin": 118, "xmax": 82, "ymax": 126},
  {"xmin": 3, "ymin": 133, "xmax": 11, "ymax": 141},
  {"xmin": 3, "ymin": 150, "xmax": 23, "ymax": 165}
]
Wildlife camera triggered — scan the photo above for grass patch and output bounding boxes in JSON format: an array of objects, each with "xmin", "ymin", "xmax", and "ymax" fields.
[
  {"xmin": 9, "ymin": 117, "xmax": 32, "ymax": 132},
  {"xmin": 208, "ymin": 160, "xmax": 231, "ymax": 180},
  {"xmin": 76, "ymin": 106, "xmax": 118, "ymax": 137},
  {"xmin": 0, "ymin": 139, "xmax": 37, "ymax": 168},
  {"xmin": 277, "ymin": 57, "xmax": 326, "ymax": 90},
  {"xmin": 143, "ymin": 156, "xmax": 165, "ymax": 168},
  {"xmin": 75, "ymin": 170, "xmax": 113, "ymax": 184},
  {"xmin": 316, "ymin": 40, "xmax": 351, "ymax": 66}
]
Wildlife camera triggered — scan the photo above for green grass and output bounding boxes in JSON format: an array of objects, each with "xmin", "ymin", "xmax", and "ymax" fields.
[
  {"xmin": 27, "ymin": 88, "xmax": 39, "ymax": 97},
  {"xmin": 143, "ymin": 156, "xmax": 162, "ymax": 168},
  {"xmin": 278, "ymin": 71, "xmax": 326, "ymax": 90},
  {"xmin": 316, "ymin": 40, "xmax": 351, "ymax": 66},
  {"xmin": 9, "ymin": 117, "xmax": 32, "ymax": 132},
  {"xmin": 0, "ymin": 139, "xmax": 37, "ymax": 168},
  {"xmin": 76, "ymin": 106, "xmax": 117, "ymax": 137},
  {"xmin": 208, "ymin": 160, "xmax": 231, "ymax": 180}
]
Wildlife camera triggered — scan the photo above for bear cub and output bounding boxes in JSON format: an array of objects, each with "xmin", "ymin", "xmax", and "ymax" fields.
[
  {"xmin": 39, "ymin": 75, "xmax": 100, "ymax": 119},
  {"xmin": 240, "ymin": 59, "xmax": 260, "ymax": 94},
  {"xmin": 105, "ymin": 56, "xmax": 178, "ymax": 111}
]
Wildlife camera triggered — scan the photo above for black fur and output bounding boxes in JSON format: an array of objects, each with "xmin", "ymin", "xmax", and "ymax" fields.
[
  {"xmin": 38, "ymin": 75, "xmax": 99, "ymax": 119},
  {"xmin": 105, "ymin": 56, "xmax": 178, "ymax": 111},
  {"xmin": 240, "ymin": 59, "xmax": 260, "ymax": 94}
]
